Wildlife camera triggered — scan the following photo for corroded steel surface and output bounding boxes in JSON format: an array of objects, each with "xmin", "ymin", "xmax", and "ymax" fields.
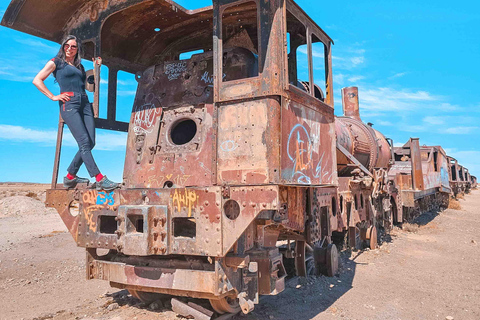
[
  {"xmin": 335, "ymin": 87, "xmax": 391, "ymax": 177},
  {"xmin": 409, "ymin": 138, "xmax": 424, "ymax": 191},
  {"xmin": 281, "ymin": 97, "xmax": 336, "ymax": 185}
]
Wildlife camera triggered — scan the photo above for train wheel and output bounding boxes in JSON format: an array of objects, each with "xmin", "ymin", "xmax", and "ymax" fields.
[
  {"xmin": 325, "ymin": 243, "xmax": 339, "ymax": 277},
  {"xmin": 209, "ymin": 296, "xmax": 241, "ymax": 314},
  {"xmin": 128, "ymin": 290, "xmax": 169, "ymax": 304}
]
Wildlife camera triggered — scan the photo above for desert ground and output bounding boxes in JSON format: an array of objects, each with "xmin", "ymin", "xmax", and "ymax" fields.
[{"xmin": 0, "ymin": 182, "xmax": 479, "ymax": 320}]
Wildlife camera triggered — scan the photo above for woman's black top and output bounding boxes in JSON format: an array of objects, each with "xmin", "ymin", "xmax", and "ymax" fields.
[{"xmin": 51, "ymin": 57, "xmax": 86, "ymax": 93}]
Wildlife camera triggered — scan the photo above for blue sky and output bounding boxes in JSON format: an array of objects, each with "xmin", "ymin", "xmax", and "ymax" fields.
[{"xmin": 0, "ymin": 0, "xmax": 479, "ymax": 183}]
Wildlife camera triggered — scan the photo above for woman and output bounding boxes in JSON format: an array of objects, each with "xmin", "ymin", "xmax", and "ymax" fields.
[{"xmin": 33, "ymin": 35, "xmax": 120, "ymax": 191}]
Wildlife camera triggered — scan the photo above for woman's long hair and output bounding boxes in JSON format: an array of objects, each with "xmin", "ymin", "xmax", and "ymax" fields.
[{"xmin": 53, "ymin": 35, "xmax": 84, "ymax": 78}]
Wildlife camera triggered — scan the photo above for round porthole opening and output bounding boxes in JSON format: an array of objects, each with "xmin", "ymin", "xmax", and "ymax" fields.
[
  {"xmin": 170, "ymin": 119, "xmax": 197, "ymax": 145},
  {"xmin": 224, "ymin": 200, "xmax": 240, "ymax": 220}
]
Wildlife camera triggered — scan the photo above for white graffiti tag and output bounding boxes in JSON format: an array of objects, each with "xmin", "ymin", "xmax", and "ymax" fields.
[
  {"xmin": 133, "ymin": 103, "xmax": 162, "ymax": 135},
  {"xmin": 165, "ymin": 61, "xmax": 187, "ymax": 81}
]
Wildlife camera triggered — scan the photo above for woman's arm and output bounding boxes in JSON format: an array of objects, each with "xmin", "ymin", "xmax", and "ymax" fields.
[{"xmin": 32, "ymin": 61, "xmax": 71, "ymax": 102}]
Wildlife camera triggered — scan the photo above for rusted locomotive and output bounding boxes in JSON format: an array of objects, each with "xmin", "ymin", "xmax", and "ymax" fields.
[
  {"xmin": 330, "ymin": 87, "xmax": 455, "ymax": 250},
  {"xmin": 448, "ymin": 157, "xmax": 473, "ymax": 196},
  {"xmin": 3, "ymin": 0, "xmax": 340, "ymax": 314},
  {"xmin": 333, "ymin": 86, "xmax": 393, "ymax": 249},
  {"xmin": 1, "ymin": 0, "xmax": 475, "ymax": 316}
]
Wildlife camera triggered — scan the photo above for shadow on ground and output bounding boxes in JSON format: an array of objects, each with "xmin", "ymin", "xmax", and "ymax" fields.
[
  {"xmin": 235, "ymin": 251, "xmax": 361, "ymax": 320},
  {"xmin": 104, "ymin": 230, "xmax": 407, "ymax": 320}
]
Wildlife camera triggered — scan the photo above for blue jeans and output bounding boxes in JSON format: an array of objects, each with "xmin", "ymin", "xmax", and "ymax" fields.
[{"xmin": 59, "ymin": 92, "xmax": 100, "ymax": 177}]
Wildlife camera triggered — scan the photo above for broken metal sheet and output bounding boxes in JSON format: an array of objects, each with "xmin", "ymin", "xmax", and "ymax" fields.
[{"xmin": 171, "ymin": 298, "xmax": 213, "ymax": 320}]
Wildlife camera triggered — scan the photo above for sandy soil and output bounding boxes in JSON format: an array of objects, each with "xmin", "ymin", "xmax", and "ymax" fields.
[{"xmin": 0, "ymin": 183, "xmax": 478, "ymax": 320}]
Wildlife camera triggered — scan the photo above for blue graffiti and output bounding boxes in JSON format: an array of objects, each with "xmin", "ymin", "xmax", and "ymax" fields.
[
  {"xmin": 313, "ymin": 152, "xmax": 325, "ymax": 178},
  {"xmin": 220, "ymin": 140, "xmax": 239, "ymax": 152},
  {"xmin": 287, "ymin": 124, "xmax": 314, "ymax": 184},
  {"xmin": 96, "ymin": 191, "xmax": 115, "ymax": 206}
]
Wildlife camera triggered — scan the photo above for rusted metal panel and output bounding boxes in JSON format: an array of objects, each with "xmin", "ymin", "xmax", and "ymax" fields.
[
  {"xmin": 91, "ymin": 260, "xmax": 218, "ymax": 295},
  {"xmin": 76, "ymin": 189, "xmax": 120, "ymax": 249},
  {"xmin": 409, "ymin": 138, "xmax": 424, "ymax": 191},
  {"xmin": 222, "ymin": 186, "xmax": 279, "ymax": 254},
  {"xmin": 248, "ymin": 249, "xmax": 285, "ymax": 295},
  {"xmin": 341, "ymin": 87, "xmax": 360, "ymax": 121},
  {"xmin": 279, "ymin": 186, "xmax": 306, "ymax": 231},
  {"xmin": 217, "ymin": 98, "xmax": 281, "ymax": 185},
  {"xmin": 45, "ymin": 189, "xmax": 80, "ymax": 241},
  {"xmin": 117, "ymin": 205, "xmax": 169, "ymax": 256},
  {"xmin": 280, "ymin": 97, "xmax": 336, "ymax": 185},
  {"xmin": 417, "ymin": 145, "xmax": 451, "ymax": 193},
  {"xmin": 307, "ymin": 187, "xmax": 337, "ymax": 244}
]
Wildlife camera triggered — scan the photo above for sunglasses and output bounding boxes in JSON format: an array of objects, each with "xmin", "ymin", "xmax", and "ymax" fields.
[{"xmin": 64, "ymin": 44, "xmax": 78, "ymax": 50}]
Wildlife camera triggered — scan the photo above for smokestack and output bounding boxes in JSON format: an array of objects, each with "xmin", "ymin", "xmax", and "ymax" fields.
[{"xmin": 342, "ymin": 86, "xmax": 361, "ymax": 121}]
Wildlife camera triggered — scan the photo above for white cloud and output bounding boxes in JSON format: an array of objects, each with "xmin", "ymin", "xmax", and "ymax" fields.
[
  {"xmin": 350, "ymin": 56, "xmax": 364, "ymax": 66},
  {"xmin": 0, "ymin": 69, "xmax": 34, "ymax": 82},
  {"xmin": 0, "ymin": 124, "xmax": 127, "ymax": 151},
  {"xmin": 377, "ymin": 120, "xmax": 393, "ymax": 126},
  {"xmin": 389, "ymin": 72, "xmax": 407, "ymax": 79},
  {"xmin": 14, "ymin": 38, "xmax": 57, "ymax": 52},
  {"xmin": 400, "ymin": 124, "xmax": 428, "ymax": 133},
  {"xmin": 444, "ymin": 126, "xmax": 478, "ymax": 135},
  {"xmin": 299, "ymin": 45, "xmax": 365, "ymax": 70},
  {"xmin": 0, "ymin": 56, "xmax": 51, "ymax": 83},
  {"xmin": 359, "ymin": 87, "xmax": 438, "ymax": 112},
  {"xmin": 334, "ymin": 73, "xmax": 345, "ymax": 85},
  {"xmin": 437, "ymin": 103, "xmax": 459, "ymax": 111},
  {"xmin": 348, "ymin": 75, "xmax": 365, "ymax": 83},
  {"xmin": 423, "ymin": 116, "xmax": 444, "ymax": 125}
]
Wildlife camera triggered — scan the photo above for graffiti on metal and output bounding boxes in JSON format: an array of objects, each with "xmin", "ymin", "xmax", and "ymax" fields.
[
  {"xmin": 220, "ymin": 140, "xmax": 239, "ymax": 152},
  {"xmin": 82, "ymin": 190, "xmax": 117, "ymax": 232},
  {"xmin": 133, "ymin": 102, "xmax": 161, "ymax": 135},
  {"xmin": 171, "ymin": 188, "xmax": 199, "ymax": 217},
  {"xmin": 165, "ymin": 61, "xmax": 187, "ymax": 81},
  {"xmin": 287, "ymin": 124, "xmax": 324, "ymax": 184}
]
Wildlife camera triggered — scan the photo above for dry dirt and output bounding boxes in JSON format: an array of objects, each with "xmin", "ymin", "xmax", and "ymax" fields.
[{"xmin": 0, "ymin": 183, "xmax": 479, "ymax": 320}]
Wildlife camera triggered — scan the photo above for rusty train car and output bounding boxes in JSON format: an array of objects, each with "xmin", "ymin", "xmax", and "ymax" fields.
[
  {"xmin": 1, "ymin": 0, "xmax": 475, "ymax": 316},
  {"xmin": 448, "ymin": 157, "xmax": 473, "ymax": 196},
  {"xmin": 330, "ymin": 87, "xmax": 458, "ymax": 251}
]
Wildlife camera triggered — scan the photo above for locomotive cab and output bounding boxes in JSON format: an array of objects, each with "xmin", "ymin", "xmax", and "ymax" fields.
[{"xmin": 3, "ymin": 0, "xmax": 339, "ymax": 314}]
